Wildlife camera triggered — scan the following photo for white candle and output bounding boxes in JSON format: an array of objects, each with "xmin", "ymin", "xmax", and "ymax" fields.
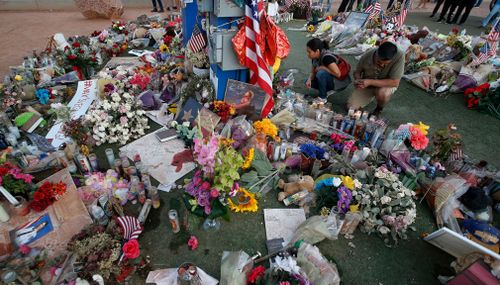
[
  {"xmin": 0, "ymin": 186, "xmax": 20, "ymax": 205},
  {"xmin": 0, "ymin": 204, "xmax": 10, "ymax": 222}
]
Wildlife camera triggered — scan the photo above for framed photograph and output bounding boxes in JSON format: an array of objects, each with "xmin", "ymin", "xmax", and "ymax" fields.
[
  {"xmin": 344, "ymin": 12, "xmax": 370, "ymax": 28},
  {"xmin": 224, "ymin": 79, "xmax": 269, "ymax": 121},
  {"xmin": 10, "ymin": 213, "xmax": 54, "ymax": 248}
]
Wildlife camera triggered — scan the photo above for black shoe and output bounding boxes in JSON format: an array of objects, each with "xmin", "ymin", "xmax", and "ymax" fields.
[
  {"xmin": 370, "ymin": 106, "xmax": 383, "ymax": 118},
  {"xmin": 173, "ymin": 6, "xmax": 178, "ymax": 10},
  {"xmin": 437, "ymin": 18, "xmax": 444, "ymax": 22},
  {"xmin": 151, "ymin": 8, "xmax": 158, "ymax": 12},
  {"xmin": 446, "ymin": 20, "xmax": 455, "ymax": 24},
  {"xmin": 429, "ymin": 14, "xmax": 435, "ymax": 18},
  {"xmin": 167, "ymin": 7, "xmax": 171, "ymax": 11},
  {"xmin": 159, "ymin": 8, "xmax": 165, "ymax": 12}
]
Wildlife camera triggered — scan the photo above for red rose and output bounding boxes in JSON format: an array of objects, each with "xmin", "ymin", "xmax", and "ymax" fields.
[
  {"xmin": 122, "ymin": 239, "xmax": 140, "ymax": 259},
  {"xmin": 68, "ymin": 54, "xmax": 77, "ymax": 60},
  {"xmin": 72, "ymin": 42, "xmax": 80, "ymax": 48},
  {"xmin": 0, "ymin": 167, "xmax": 8, "ymax": 176},
  {"xmin": 78, "ymin": 49, "xmax": 85, "ymax": 54}
]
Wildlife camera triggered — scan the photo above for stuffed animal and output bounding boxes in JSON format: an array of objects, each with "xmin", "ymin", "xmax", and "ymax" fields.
[{"xmin": 277, "ymin": 175, "xmax": 315, "ymax": 201}]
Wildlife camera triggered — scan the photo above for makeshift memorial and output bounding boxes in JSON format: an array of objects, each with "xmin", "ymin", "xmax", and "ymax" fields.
[
  {"xmin": 394, "ymin": 122, "xmax": 430, "ymax": 151},
  {"xmin": 179, "ymin": 76, "xmax": 215, "ymax": 108},
  {"xmin": 431, "ymin": 124, "xmax": 464, "ymax": 163},
  {"xmin": 63, "ymin": 40, "xmax": 99, "ymax": 80}
]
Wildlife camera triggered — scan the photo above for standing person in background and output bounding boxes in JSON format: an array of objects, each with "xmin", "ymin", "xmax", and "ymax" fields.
[
  {"xmin": 163, "ymin": 0, "xmax": 178, "ymax": 12},
  {"xmin": 450, "ymin": 0, "xmax": 476, "ymax": 24},
  {"xmin": 319, "ymin": 0, "xmax": 333, "ymax": 12},
  {"xmin": 430, "ymin": 0, "xmax": 446, "ymax": 18},
  {"xmin": 436, "ymin": 0, "xmax": 460, "ymax": 23},
  {"xmin": 151, "ymin": 0, "xmax": 165, "ymax": 12},
  {"xmin": 482, "ymin": 0, "xmax": 499, "ymax": 27}
]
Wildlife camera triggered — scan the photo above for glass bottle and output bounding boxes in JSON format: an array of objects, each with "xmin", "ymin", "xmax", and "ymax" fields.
[
  {"xmin": 148, "ymin": 186, "xmax": 160, "ymax": 209},
  {"xmin": 128, "ymin": 176, "xmax": 139, "ymax": 204},
  {"xmin": 137, "ymin": 182, "xmax": 146, "ymax": 204}
]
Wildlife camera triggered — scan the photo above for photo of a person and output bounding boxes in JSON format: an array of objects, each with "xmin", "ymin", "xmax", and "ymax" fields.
[{"xmin": 224, "ymin": 80, "xmax": 268, "ymax": 121}]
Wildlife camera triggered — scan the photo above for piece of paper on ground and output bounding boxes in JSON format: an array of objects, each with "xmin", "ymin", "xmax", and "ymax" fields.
[
  {"xmin": 119, "ymin": 132, "xmax": 194, "ymax": 186},
  {"xmin": 264, "ymin": 208, "xmax": 306, "ymax": 248}
]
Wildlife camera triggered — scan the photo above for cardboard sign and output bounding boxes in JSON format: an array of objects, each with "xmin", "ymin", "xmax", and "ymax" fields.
[{"xmin": 46, "ymin": 80, "xmax": 97, "ymax": 147}]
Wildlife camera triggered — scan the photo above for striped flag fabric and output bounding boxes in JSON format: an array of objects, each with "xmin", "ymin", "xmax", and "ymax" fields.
[
  {"xmin": 244, "ymin": 0, "xmax": 274, "ymax": 114},
  {"xmin": 391, "ymin": 0, "xmax": 411, "ymax": 27},
  {"xmin": 488, "ymin": 18, "xmax": 500, "ymax": 42},
  {"xmin": 364, "ymin": 0, "xmax": 381, "ymax": 20},
  {"xmin": 188, "ymin": 24, "xmax": 206, "ymax": 53},
  {"xmin": 473, "ymin": 42, "xmax": 490, "ymax": 65},
  {"xmin": 117, "ymin": 216, "xmax": 143, "ymax": 240}
]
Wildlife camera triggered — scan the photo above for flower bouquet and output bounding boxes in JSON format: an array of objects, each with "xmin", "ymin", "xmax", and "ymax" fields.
[
  {"xmin": 394, "ymin": 122, "xmax": 430, "ymax": 151},
  {"xmin": 85, "ymin": 83, "xmax": 149, "ymax": 145},
  {"xmin": 464, "ymin": 83, "xmax": 500, "ymax": 119},
  {"xmin": 0, "ymin": 162, "xmax": 34, "ymax": 198},
  {"xmin": 352, "ymin": 166, "xmax": 417, "ymax": 244},
  {"xmin": 111, "ymin": 21, "xmax": 129, "ymax": 35},
  {"xmin": 67, "ymin": 224, "xmax": 149, "ymax": 283},
  {"xmin": 184, "ymin": 134, "xmax": 246, "ymax": 219},
  {"xmin": 30, "ymin": 181, "xmax": 67, "ymax": 212},
  {"xmin": 64, "ymin": 41, "xmax": 98, "ymax": 79},
  {"xmin": 314, "ymin": 175, "xmax": 360, "ymax": 214},
  {"xmin": 209, "ymin": 101, "xmax": 235, "ymax": 123}
]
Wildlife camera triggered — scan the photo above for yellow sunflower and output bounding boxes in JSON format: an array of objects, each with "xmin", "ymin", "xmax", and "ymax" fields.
[
  {"xmin": 14, "ymin": 75, "xmax": 23, "ymax": 81},
  {"xmin": 307, "ymin": 25, "xmax": 315, "ymax": 33},
  {"xmin": 228, "ymin": 188, "xmax": 258, "ymax": 213},
  {"xmin": 159, "ymin": 44, "xmax": 169, "ymax": 53},
  {"xmin": 242, "ymin": 148, "xmax": 255, "ymax": 170}
]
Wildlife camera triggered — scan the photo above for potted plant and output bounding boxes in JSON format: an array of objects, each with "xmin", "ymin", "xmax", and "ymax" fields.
[{"xmin": 186, "ymin": 49, "xmax": 210, "ymax": 78}]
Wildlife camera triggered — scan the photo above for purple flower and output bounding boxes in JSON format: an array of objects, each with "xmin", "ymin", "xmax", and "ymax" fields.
[{"xmin": 337, "ymin": 186, "xmax": 352, "ymax": 214}]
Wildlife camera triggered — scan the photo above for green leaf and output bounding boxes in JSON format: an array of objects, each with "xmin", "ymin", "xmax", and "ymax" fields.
[{"xmin": 251, "ymin": 149, "xmax": 274, "ymax": 176}]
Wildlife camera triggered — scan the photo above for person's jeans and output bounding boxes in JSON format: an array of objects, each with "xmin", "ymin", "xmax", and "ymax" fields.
[
  {"xmin": 152, "ymin": 0, "xmax": 164, "ymax": 10},
  {"xmin": 452, "ymin": 0, "xmax": 475, "ymax": 24},
  {"xmin": 311, "ymin": 70, "xmax": 335, "ymax": 98},
  {"xmin": 319, "ymin": 0, "xmax": 333, "ymax": 12},
  {"xmin": 483, "ymin": 3, "xmax": 500, "ymax": 26},
  {"xmin": 439, "ymin": 0, "xmax": 459, "ymax": 21},
  {"xmin": 431, "ymin": 0, "xmax": 446, "ymax": 15}
]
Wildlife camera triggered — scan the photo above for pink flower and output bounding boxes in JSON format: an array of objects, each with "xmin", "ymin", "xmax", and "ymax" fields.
[
  {"xmin": 119, "ymin": 105, "xmax": 127, "ymax": 113},
  {"xmin": 210, "ymin": 188, "xmax": 219, "ymax": 198},
  {"xmin": 188, "ymin": 236, "xmax": 198, "ymax": 250},
  {"xmin": 229, "ymin": 182, "xmax": 239, "ymax": 197},
  {"xmin": 19, "ymin": 245, "xmax": 31, "ymax": 255},
  {"xmin": 50, "ymin": 266, "xmax": 60, "ymax": 276},
  {"xmin": 120, "ymin": 116, "xmax": 128, "ymax": 126}
]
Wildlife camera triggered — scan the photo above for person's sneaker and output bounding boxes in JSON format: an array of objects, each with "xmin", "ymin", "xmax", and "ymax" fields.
[
  {"xmin": 312, "ymin": 97, "xmax": 327, "ymax": 105},
  {"xmin": 151, "ymin": 8, "xmax": 158, "ymax": 12}
]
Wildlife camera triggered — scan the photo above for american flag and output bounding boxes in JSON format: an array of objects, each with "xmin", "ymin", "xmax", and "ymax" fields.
[
  {"xmin": 391, "ymin": 0, "xmax": 411, "ymax": 28},
  {"xmin": 117, "ymin": 216, "xmax": 143, "ymax": 240},
  {"xmin": 188, "ymin": 24, "xmax": 206, "ymax": 53},
  {"xmin": 487, "ymin": 19, "xmax": 499, "ymax": 57},
  {"xmin": 472, "ymin": 42, "xmax": 490, "ymax": 65},
  {"xmin": 364, "ymin": 0, "xmax": 382, "ymax": 20},
  {"xmin": 244, "ymin": 0, "xmax": 274, "ymax": 115}
]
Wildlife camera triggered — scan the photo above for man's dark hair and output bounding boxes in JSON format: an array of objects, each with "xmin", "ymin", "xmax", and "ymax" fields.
[{"xmin": 377, "ymin": 42, "xmax": 398, "ymax": 60}]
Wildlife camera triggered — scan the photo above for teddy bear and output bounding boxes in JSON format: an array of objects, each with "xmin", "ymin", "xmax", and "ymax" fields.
[{"xmin": 277, "ymin": 175, "xmax": 315, "ymax": 202}]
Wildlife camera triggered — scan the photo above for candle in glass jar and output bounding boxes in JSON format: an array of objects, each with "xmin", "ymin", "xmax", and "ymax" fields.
[
  {"xmin": 0, "ymin": 204, "xmax": 10, "ymax": 222},
  {"xmin": 105, "ymin": 148, "xmax": 115, "ymax": 168},
  {"xmin": 88, "ymin": 153, "xmax": 98, "ymax": 171}
]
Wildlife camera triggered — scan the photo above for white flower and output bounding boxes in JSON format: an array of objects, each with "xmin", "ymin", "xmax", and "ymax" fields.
[
  {"xmin": 182, "ymin": 121, "xmax": 190, "ymax": 127},
  {"xmin": 379, "ymin": 226, "xmax": 390, "ymax": 235},
  {"xmin": 354, "ymin": 179, "xmax": 362, "ymax": 189},
  {"xmin": 381, "ymin": 196, "xmax": 392, "ymax": 205}
]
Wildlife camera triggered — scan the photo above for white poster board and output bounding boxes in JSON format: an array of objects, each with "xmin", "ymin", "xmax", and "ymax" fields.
[
  {"xmin": 424, "ymin": 227, "xmax": 500, "ymax": 260},
  {"xmin": 264, "ymin": 208, "xmax": 306, "ymax": 248},
  {"xmin": 45, "ymin": 80, "xmax": 97, "ymax": 147}
]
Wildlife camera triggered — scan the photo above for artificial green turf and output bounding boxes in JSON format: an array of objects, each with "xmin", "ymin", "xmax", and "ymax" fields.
[{"xmin": 128, "ymin": 14, "xmax": 499, "ymax": 284}]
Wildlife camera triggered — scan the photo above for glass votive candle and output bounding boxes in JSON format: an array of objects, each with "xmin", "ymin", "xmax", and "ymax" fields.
[{"xmin": 105, "ymin": 148, "xmax": 115, "ymax": 168}]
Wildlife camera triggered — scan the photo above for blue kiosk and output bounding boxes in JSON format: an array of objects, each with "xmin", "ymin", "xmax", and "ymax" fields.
[{"xmin": 182, "ymin": 0, "xmax": 248, "ymax": 100}]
